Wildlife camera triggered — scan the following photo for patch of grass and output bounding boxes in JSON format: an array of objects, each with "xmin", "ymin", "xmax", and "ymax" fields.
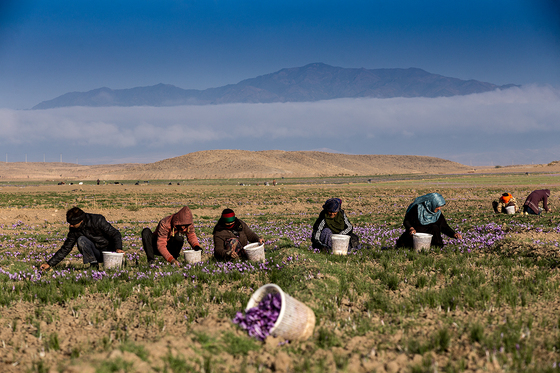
[
  {"xmin": 316, "ymin": 327, "xmax": 341, "ymax": 349},
  {"xmin": 222, "ymin": 332, "xmax": 260, "ymax": 355},
  {"xmin": 119, "ymin": 342, "xmax": 148, "ymax": 361},
  {"xmin": 96, "ymin": 358, "xmax": 134, "ymax": 373}
]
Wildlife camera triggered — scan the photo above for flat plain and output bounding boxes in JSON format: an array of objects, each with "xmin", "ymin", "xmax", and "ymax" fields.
[{"xmin": 1, "ymin": 170, "xmax": 560, "ymax": 373}]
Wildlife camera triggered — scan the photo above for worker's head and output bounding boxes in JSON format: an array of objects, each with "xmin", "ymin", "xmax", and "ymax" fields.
[
  {"xmin": 221, "ymin": 208, "xmax": 236, "ymax": 228},
  {"xmin": 66, "ymin": 207, "xmax": 85, "ymax": 228},
  {"xmin": 323, "ymin": 198, "xmax": 342, "ymax": 217}
]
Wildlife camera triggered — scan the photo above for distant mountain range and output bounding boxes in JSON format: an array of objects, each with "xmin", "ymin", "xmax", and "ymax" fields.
[{"xmin": 32, "ymin": 63, "xmax": 517, "ymax": 109}]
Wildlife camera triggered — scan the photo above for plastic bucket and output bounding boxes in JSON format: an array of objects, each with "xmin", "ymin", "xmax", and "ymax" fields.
[
  {"xmin": 412, "ymin": 233, "xmax": 433, "ymax": 253},
  {"xmin": 331, "ymin": 234, "xmax": 350, "ymax": 255},
  {"xmin": 247, "ymin": 283, "xmax": 315, "ymax": 341},
  {"xmin": 102, "ymin": 251, "xmax": 124, "ymax": 269},
  {"xmin": 505, "ymin": 206, "xmax": 515, "ymax": 214},
  {"xmin": 183, "ymin": 249, "xmax": 202, "ymax": 264},
  {"xmin": 244, "ymin": 243, "xmax": 265, "ymax": 262}
]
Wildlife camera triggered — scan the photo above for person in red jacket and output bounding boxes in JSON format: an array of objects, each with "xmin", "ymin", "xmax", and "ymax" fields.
[{"xmin": 141, "ymin": 206, "xmax": 202, "ymax": 266}]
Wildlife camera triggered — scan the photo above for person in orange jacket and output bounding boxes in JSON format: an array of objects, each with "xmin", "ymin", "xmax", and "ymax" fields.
[{"xmin": 492, "ymin": 192, "xmax": 520, "ymax": 213}]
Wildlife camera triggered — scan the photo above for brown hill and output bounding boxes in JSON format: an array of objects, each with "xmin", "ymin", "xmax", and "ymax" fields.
[
  {"xmin": 0, "ymin": 150, "xmax": 474, "ymax": 181},
  {"xmin": 125, "ymin": 150, "xmax": 471, "ymax": 179}
]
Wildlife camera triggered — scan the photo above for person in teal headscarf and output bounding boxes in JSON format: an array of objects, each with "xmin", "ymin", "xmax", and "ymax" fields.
[{"xmin": 395, "ymin": 193, "xmax": 462, "ymax": 248}]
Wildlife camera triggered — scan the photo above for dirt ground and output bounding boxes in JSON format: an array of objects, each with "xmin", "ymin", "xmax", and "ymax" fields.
[{"xmin": 1, "ymin": 166, "xmax": 560, "ymax": 372}]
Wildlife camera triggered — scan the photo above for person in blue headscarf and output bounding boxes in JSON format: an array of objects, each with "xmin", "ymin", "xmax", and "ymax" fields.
[
  {"xmin": 395, "ymin": 193, "xmax": 462, "ymax": 248},
  {"xmin": 311, "ymin": 198, "xmax": 360, "ymax": 252}
]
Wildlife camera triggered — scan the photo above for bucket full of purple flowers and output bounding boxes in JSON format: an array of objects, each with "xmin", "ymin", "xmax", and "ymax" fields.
[{"xmin": 233, "ymin": 283, "xmax": 315, "ymax": 341}]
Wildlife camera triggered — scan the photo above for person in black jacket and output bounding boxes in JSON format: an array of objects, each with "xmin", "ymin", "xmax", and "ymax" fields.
[
  {"xmin": 39, "ymin": 207, "xmax": 123, "ymax": 270},
  {"xmin": 311, "ymin": 198, "xmax": 360, "ymax": 252},
  {"xmin": 395, "ymin": 193, "xmax": 462, "ymax": 248}
]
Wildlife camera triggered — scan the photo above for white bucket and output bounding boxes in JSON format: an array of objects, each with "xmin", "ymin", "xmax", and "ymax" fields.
[
  {"xmin": 183, "ymin": 249, "xmax": 202, "ymax": 264},
  {"xmin": 331, "ymin": 234, "xmax": 350, "ymax": 255},
  {"xmin": 412, "ymin": 233, "xmax": 433, "ymax": 253},
  {"xmin": 244, "ymin": 243, "xmax": 265, "ymax": 262},
  {"xmin": 102, "ymin": 251, "xmax": 124, "ymax": 269},
  {"xmin": 246, "ymin": 284, "xmax": 315, "ymax": 341},
  {"xmin": 505, "ymin": 206, "xmax": 516, "ymax": 214}
]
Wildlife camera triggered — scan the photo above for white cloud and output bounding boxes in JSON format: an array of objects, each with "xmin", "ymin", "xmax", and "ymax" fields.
[{"xmin": 0, "ymin": 85, "xmax": 559, "ymax": 164}]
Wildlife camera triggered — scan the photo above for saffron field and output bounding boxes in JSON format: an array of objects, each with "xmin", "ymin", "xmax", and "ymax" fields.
[{"xmin": 0, "ymin": 175, "xmax": 559, "ymax": 372}]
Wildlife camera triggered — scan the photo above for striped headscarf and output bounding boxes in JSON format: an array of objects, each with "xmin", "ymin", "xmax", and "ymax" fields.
[{"xmin": 221, "ymin": 209, "xmax": 236, "ymax": 224}]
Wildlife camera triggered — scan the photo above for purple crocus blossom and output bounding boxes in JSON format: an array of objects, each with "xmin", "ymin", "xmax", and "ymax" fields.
[{"xmin": 233, "ymin": 292, "xmax": 282, "ymax": 341}]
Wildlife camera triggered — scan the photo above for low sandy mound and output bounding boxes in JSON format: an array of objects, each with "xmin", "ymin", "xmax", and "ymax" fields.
[
  {"xmin": 122, "ymin": 150, "xmax": 471, "ymax": 179},
  {"xmin": 4, "ymin": 149, "xmax": 554, "ymax": 181}
]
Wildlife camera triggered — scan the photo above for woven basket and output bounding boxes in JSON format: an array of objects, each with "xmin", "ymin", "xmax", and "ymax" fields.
[
  {"xmin": 331, "ymin": 234, "xmax": 350, "ymax": 255},
  {"xmin": 244, "ymin": 243, "xmax": 265, "ymax": 262},
  {"xmin": 183, "ymin": 250, "xmax": 202, "ymax": 264},
  {"xmin": 247, "ymin": 284, "xmax": 315, "ymax": 341},
  {"xmin": 412, "ymin": 233, "xmax": 433, "ymax": 252},
  {"xmin": 102, "ymin": 252, "xmax": 124, "ymax": 269}
]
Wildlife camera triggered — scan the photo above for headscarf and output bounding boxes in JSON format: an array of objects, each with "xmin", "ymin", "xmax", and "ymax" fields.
[
  {"xmin": 500, "ymin": 193, "xmax": 512, "ymax": 204},
  {"xmin": 221, "ymin": 209, "xmax": 236, "ymax": 224},
  {"xmin": 406, "ymin": 193, "xmax": 446, "ymax": 225},
  {"xmin": 322, "ymin": 198, "xmax": 344, "ymax": 233},
  {"xmin": 323, "ymin": 198, "xmax": 342, "ymax": 213}
]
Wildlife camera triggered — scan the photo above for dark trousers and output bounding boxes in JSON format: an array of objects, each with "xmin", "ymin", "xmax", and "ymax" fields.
[
  {"xmin": 523, "ymin": 206, "xmax": 540, "ymax": 215},
  {"xmin": 141, "ymin": 228, "xmax": 184, "ymax": 262},
  {"xmin": 77, "ymin": 236, "xmax": 104, "ymax": 264}
]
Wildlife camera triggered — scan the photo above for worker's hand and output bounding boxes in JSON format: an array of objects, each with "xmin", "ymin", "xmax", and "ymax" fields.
[
  {"xmin": 116, "ymin": 249, "xmax": 124, "ymax": 253},
  {"xmin": 454, "ymin": 233, "xmax": 463, "ymax": 239},
  {"xmin": 193, "ymin": 245, "xmax": 203, "ymax": 251},
  {"xmin": 39, "ymin": 263, "xmax": 50, "ymax": 271},
  {"xmin": 171, "ymin": 259, "xmax": 181, "ymax": 267},
  {"xmin": 230, "ymin": 250, "xmax": 239, "ymax": 260},
  {"xmin": 258, "ymin": 238, "xmax": 265, "ymax": 245},
  {"xmin": 408, "ymin": 228, "xmax": 416, "ymax": 236}
]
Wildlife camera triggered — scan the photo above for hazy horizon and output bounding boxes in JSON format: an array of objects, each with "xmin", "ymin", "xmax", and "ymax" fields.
[{"xmin": 1, "ymin": 1, "xmax": 559, "ymax": 166}]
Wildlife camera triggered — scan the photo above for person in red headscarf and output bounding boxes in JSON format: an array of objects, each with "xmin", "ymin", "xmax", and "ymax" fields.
[
  {"xmin": 492, "ymin": 192, "xmax": 520, "ymax": 214},
  {"xmin": 213, "ymin": 209, "xmax": 264, "ymax": 261}
]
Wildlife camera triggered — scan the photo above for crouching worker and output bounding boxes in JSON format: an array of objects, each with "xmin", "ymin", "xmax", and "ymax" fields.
[
  {"xmin": 396, "ymin": 193, "xmax": 462, "ymax": 248},
  {"xmin": 492, "ymin": 192, "xmax": 519, "ymax": 213},
  {"xmin": 523, "ymin": 189, "xmax": 552, "ymax": 215},
  {"xmin": 39, "ymin": 207, "xmax": 123, "ymax": 271},
  {"xmin": 141, "ymin": 206, "xmax": 202, "ymax": 266},
  {"xmin": 213, "ymin": 209, "xmax": 264, "ymax": 261},
  {"xmin": 311, "ymin": 198, "xmax": 360, "ymax": 253}
]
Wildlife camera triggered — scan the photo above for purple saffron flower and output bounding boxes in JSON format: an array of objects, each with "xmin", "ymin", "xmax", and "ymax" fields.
[{"xmin": 232, "ymin": 292, "xmax": 282, "ymax": 341}]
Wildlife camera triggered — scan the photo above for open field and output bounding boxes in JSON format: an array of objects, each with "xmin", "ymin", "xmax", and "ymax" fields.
[{"xmin": 1, "ymin": 173, "xmax": 560, "ymax": 372}]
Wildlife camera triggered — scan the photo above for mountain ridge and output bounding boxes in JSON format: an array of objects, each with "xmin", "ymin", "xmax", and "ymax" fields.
[{"xmin": 32, "ymin": 63, "xmax": 518, "ymax": 109}]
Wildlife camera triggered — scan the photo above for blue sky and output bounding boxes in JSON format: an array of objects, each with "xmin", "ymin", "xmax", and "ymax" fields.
[{"xmin": 0, "ymin": 0, "xmax": 559, "ymax": 165}]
